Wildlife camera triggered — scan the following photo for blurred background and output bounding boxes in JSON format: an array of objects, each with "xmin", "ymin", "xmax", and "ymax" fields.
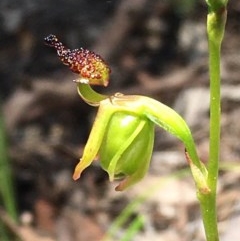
[{"xmin": 0, "ymin": 0, "xmax": 240, "ymax": 240}]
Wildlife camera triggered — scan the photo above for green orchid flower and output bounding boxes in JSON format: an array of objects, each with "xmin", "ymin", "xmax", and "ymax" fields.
[
  {"xmin": 45, "ymin": 34, "xmax": 209, "ymax": 192},
  {"xmin": 73, "ymin": 93, "xmax": 155, "ymax": 191},
  {"xmin": 73, "ymin": 84, "xmax": 208, "ymax": 191}
]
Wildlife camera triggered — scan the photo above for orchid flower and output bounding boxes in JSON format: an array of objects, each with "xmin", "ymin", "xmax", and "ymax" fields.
[{"xmin": 45, "ymin": 35, "xmax": 208, "ymax": 192}]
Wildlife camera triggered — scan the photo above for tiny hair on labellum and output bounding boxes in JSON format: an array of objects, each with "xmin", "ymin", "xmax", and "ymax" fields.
[{"xmin": 44, "ymin": 34, "xmax": 111, "ymax": 86}]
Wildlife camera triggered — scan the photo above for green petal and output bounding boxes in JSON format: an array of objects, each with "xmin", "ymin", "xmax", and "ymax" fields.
[{"xmin": 73, "ymin": 103, "xmax": 114, "ymax": 180}]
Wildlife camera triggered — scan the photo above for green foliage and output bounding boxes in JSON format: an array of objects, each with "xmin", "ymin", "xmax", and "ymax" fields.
[{"xmin": 0, "ymin": 104, "xmax": 18, "ymax": 240}]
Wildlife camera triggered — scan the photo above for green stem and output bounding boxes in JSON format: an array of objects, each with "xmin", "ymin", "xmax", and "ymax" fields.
[
  {"xmin": 207, "ymin": 26, "xmax": 221, "ymax": 195},
  {"xmin": 198, "ymin": 5, "xmax": 227, "ymax": 241},
  {"xmin": 199, "ymin": 192, "xmax": 219, "ymax": 241}
]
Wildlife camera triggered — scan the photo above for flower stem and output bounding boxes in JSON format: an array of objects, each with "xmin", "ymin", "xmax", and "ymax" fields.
[{"xmin": 198, "ymin": 4, "xmax": 227, "ymax": 241}]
